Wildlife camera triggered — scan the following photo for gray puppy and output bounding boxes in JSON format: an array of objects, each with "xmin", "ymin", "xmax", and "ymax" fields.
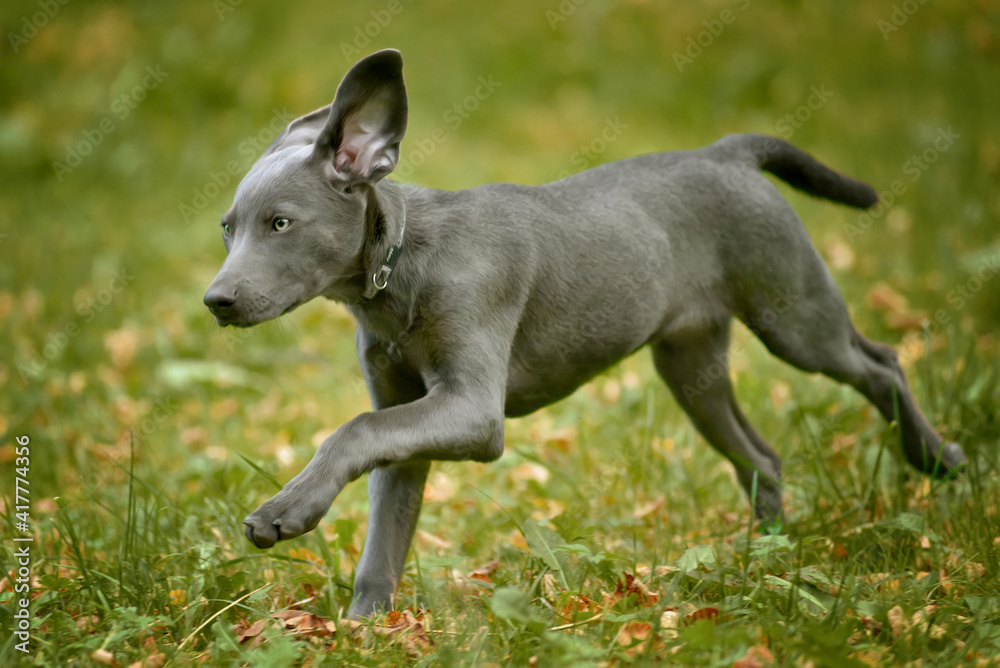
[{"xmin": 204, "ymin": 50, "xmax": 965, "ymax": 617}]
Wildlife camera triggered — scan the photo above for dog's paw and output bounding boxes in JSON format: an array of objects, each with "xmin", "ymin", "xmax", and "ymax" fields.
[
  {"xmin": 933, "ymin": 441, "xmax": 967, "ymax": 480},
  {"xmin": 347, "ymin": 591, "xmax": 393, "ymax": 620},
  {"xmin": 242, "ymin": 494, "xmax": 329, "ymax": 549}
]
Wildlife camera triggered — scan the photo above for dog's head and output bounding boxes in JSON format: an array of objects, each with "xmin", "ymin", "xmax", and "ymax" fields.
[{"xmin": 204, "ymin": 50, "xmax": 408, "ymax": 327}]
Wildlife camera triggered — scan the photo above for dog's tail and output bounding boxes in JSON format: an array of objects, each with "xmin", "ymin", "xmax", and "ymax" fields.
[{"xmin": 717, "ymin": 134, "xmax": 878, "ymax": 209}]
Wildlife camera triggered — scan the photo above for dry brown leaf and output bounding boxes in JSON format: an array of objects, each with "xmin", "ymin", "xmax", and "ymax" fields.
[
  {"xmin": 92, "ymin": 649, "xmax": 118, "ymax": 666},
  {"xmin": 867, "ymin": 283, "xmax": 908, "ymax": 315},
  {"xmin": 233, "ymin": 618, "xmax": 266, "ymax": 643},
  {"xmin": 288, "ymin": 547, "xmax": 324, "ymax": 566},
  {"xmin": 617, "ymin": 620, "xmax": 653, "ymax": 646},
  {"xmin": 469, "ymin": 558, "xmax": 500, "ymax": 584},
  {"xmin": 416, "ymin": 529, "xmax": 453, "ymax": 552},
  {"xmin": 660, "ymin": 609, "xmax": 680, "ymax": 639},
  {"xmin": 541, "ymin": 572, "xmax": 560, "ymax": 599},
  {"xmin": 866, "ymin": 283, "xmax": 926, "ymax": 331},
  {"xmin": 633, "ymin": 496, "xmax": 665, "ymax": 520},
  {"xmin": 886, "ymin": 310, "xmax": 929, "ymax": 330},
  {"xmin": 770, "ymin": 381, "xmax": 791, "ymax": 409},
  {"xmin": 732, "ymin": 645, "xmax": 775, "ymax": 668},
  {"xmin": 825, "ymin": 237, "xmax": 855, "ymax": 271},
  {"xmin": 616, "ymin": 621, "xmax": 665, "ymax": 657},
  {"xmin": 887, "ymin": 605, "xmax": 905, "ymax": 638},
  {"xmin": 104, "ymin": 326, "xmax": 139, "ymax": 369},
  {"xmin": 511, "ymin": 462, "xmax": 551, "ymax": 485},
  {"xmin": 685, "ymin": 607, "xmax": 721, "ymax": 625},
  {"xmin": 509, "ymin": 529, "xmax": 529, "ymax": 551},
  {"xmin": 369, "ymin": 609, "xmax": 434, "ymax": 657},
  {"xmin": 559, "ymin": 593, "xmax": 599, "ymax": 621},
  {"xmin": 912, "ymin": 607, "xmax": 946, "ymax": 641},
  {"xmin": 423, "ymin": 471, "xmax": 458, "ymax": 502},
  {"xmin": 965, "ymin": 561, "xmax": 986, "ymax": 579},
  {"xmin": 142, "ymin": 653, "xmax": 166, "ymax": 668},
  {"xmin": 613, "ymin": 573, "xmax": 659, "ymax": 608}
]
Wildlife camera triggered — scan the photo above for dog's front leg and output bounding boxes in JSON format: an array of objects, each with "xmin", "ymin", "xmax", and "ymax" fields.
[
  {"xmin": 349, "ymin": 460, "xmax": 430, "ymax": 617},
  {"xmin": 242, "ymin": 388, "xmax": 505, "ymax": 549}
]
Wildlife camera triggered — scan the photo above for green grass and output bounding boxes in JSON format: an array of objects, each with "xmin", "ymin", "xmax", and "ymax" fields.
[{"xmin": 1, "ymin": 0, "xmax": 999, "ymax": 665}]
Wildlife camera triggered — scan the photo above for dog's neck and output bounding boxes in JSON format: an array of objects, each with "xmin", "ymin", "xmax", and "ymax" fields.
[{"xmin": 341, "ymin": 180, "xmax": 426, "ymax": 345}]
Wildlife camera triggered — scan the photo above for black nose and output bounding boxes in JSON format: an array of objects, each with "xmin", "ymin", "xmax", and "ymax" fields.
[{"xmin": 204, "ymin": 284, "xmax": 237, "ymax": 318}]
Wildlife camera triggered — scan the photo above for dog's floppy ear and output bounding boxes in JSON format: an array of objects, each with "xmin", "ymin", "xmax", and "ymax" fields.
[
  {"xmin": 314, "ymin": 49, "xmax": 407, "ymax": 185},
  {"xmin": 260, "ymin": 104, "xmax": 334, "ymax": 158}
]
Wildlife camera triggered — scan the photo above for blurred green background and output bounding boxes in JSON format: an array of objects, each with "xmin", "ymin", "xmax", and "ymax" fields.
[
  {"xmin": 0, "ymin": 0, "xmax": 998, "ymax": 550},
  {"xmin": 1, "ymin": 0, "xmax": 999, "ymax": 663}
]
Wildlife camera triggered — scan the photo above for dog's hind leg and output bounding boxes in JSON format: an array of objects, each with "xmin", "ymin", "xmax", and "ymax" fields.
[
  {"xmin": 738, "ymin": 246, "xmax": 967, "ymax": 479},
  {"xmin": 652, "ymin": 321, "xmax": 785, "ymax": 523}
]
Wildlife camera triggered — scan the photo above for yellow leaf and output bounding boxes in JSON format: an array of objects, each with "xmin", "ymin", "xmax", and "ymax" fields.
[{"xmin": 887, "ymin": 605, "xmax": 905, "ymax": 638}]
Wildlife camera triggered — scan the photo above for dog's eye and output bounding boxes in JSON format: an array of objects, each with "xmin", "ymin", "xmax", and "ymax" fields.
[
  {"xmin": 272, "ymin": 217, "xmax": 291, "ymax": 232},
  {"xmin": 222, "ymin": 223, "xmax": 231, "ymax": 237}
]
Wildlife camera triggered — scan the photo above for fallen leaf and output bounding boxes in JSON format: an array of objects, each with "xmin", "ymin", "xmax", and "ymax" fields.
[
  {"xmin": 423, "ymin": 471, "xmax": 458, "ymax": 502},
  {"xmin": 469, "ymin": 558, "xmax": 500, "ymax": 584},
  {"xmin": 887, "ymin": 605, "xmax": 905, "ymax": 638},
  {"xmin": 867, "ymin": 283, "xmax": 908, "ymax": 315},
  {"xmin": 660, "ymin": 609, "xmax": 680, "ymax": 639},
  {"xmin": 233, "ymin": 618, "xmax": 266, "ymax": 643},
  {"xmin": 511, "ymin": 462, "xmax": 551, "ymax": 485},
  {"xmin": 617, "ymin": 620, "xmax": 653, "ymax": 646},
  {"xmin": 770, "ymin": 381, "xmax": 791, "ymax": 409},
  {"xmin": 541, "ymin": 572, "xmax": 560, "ymax": 599},
  {"xmin": 144, "ymin": 654, "xmax": 166, "ymax": 668},
  {"xmin": 417, "ymin": 529, "xmax": 453, "ymax": 552},
  {"xmin": 616, "ymin": 620, "xmax": 665, "ymax": 657},
  {"xmin": 509, "ymin": 529, "xmax": 529, "ymax": 551},
  {"xmin": 92, "ymin": 649, "xmax": 118, "ymax": 666},
  {"xmin": 965, "ymin": 562, "xmax": 985, "ymax": 579},
  {"xmin": 825, "ymin": 237, "xmax": 855, "ymax": 271},
  {"xmin": 633, "ymin": 497, "xmax": 665, "ymax": 520},
  {"xmin": 559, "ymin": 593, "xmax": 598, "ymax": 621},
  {"xmin": 732, "ymin": 645, "xmax": 775, "ymax": 667},
  {"xmin": 866, "ymin": 283, "xmax": 926, "ymax": 331},
  {"xmin": 104, "ymin": 326, "xmax": 139, "ymax": 369},
  {"xmin": 288, "ymin": 547, "xmax": 324, "ymax": 566},
  {"xmin": 368, "ymin": 609, "xmax": 434, "ymax": 657},
  {"xmin": 912, "ymin": 606, "xmax": 946, "ymax": 641},
  {"xmin": 685, "ymin": 607, "xmax": 721, "ymax": 625}
]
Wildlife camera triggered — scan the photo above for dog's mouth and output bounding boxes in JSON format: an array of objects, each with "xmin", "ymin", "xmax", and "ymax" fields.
[{"xmin": 209, "ymin": 298, "xmax": 304, "ymax": 328}]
